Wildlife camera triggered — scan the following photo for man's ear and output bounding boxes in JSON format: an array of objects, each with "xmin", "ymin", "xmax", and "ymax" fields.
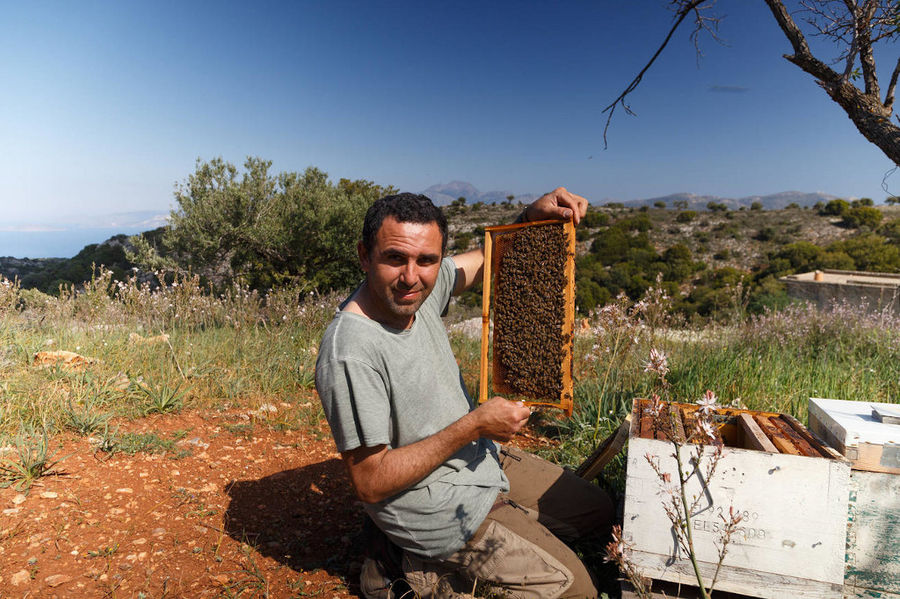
[{"xmin": 357, "ymin": 241, "xmax": 370, "ymax": 272}]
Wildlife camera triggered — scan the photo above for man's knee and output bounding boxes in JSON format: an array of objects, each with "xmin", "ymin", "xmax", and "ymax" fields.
[{"xmin": 452, "ymin": 517, "xmax": 596, "ymax": 599}]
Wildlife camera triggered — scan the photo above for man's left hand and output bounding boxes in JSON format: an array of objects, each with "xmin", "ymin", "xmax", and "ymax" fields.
[{"xmin": 524, "ymin": 187, "xmax": 589, "ymax": 225}]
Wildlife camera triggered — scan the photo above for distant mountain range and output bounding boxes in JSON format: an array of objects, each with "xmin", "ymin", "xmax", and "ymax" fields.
[
  {"xmin": 421, "ymin": 184, "xmax": 844, "ymax": 211},
  {"xmin": 622, "ymin": 191, "xmax": 841, "ymax": 211},
  {"xmin": 421, "ymin": 181, "xmax": 540, "ymax": 206}
]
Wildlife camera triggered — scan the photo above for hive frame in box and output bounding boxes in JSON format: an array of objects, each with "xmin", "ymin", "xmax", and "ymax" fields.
[
  {"xmin": 623, "ymin": 398, "xmax": 850, "ymax": 599},
  {"xmin": 478, "ymin": 219, "xmax": 575, "ymax": 416}
]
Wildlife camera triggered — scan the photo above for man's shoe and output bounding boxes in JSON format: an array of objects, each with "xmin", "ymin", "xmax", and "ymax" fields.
[{"xmin": 360, "ymin": 556, "xmax": 395, "ymax": 599}]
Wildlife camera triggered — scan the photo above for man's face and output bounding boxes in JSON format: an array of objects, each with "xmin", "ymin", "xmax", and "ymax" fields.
[{"xmin": 358, "ymin": 216, "xmax": 443, "ymax": 329}]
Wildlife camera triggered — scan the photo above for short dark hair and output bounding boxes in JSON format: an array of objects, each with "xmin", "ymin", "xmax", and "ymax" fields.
[{"xmin": 362, "ymin": 193, "xmax": 448, "ymax": 255}]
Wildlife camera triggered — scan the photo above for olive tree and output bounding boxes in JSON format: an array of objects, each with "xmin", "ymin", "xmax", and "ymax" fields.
[{"xmin": 133, "ymin": 157, "xmax": 395, "ymax": 291}]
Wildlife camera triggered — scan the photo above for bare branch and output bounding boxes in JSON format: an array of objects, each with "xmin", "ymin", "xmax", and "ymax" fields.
[
  {"xmin": 886, "ymin": 56, "xmax": 900, "ymax": 111},
  {"xmin": 763, "ymin": 0, "xmax": 838, "ymax": 81},
  {"xmin": 602, "ymin": 0, "xmax": 710, "ymax": 148},
  {"xmin": 857, "ymin": 0, "xmax": 881, "ymax": 97},
  {"xmin": 840, "ymin": 0, "xmax": 859, "ymax": 79}
]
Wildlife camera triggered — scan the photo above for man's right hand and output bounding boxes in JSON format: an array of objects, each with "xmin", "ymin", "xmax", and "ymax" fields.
[
  {"xmin": 342, "ymin": 396, "xmax": 530, "ymax": 503},
  {"xmin": 472, "ymin": 397, "xmax": 532, "ymax": 442}
]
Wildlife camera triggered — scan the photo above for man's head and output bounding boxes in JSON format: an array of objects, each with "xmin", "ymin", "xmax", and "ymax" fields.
[
  {"xmin": 361, "ymin": 193, "xmax": 448, "ymax": 258},
  {"xmin": 357, "ymin": 193, "xmax": 448, "ymax": 329}
]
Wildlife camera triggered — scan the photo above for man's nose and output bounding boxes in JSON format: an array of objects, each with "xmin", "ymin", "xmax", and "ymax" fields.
[{"xmin": 399, "ymin": 262, "xmax": 419, "ymax": 286}]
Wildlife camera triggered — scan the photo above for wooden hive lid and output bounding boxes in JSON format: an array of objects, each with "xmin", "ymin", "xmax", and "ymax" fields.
[{"xmin": 808, "ymin": 397, "xmax": 900, "ymax": 473}]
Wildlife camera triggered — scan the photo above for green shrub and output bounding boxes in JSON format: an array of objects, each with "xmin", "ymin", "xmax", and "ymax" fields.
[
  {"xmin": 582, "ymin": 210, "xmax": 610, "ymax": 228},
  {"xmin": 841, "ymin": 206, "xmax": 883, "ymax": 229},
  {"xmin": 821, "ymin": 198, "xmax": 850, "ymax": 217},
  {"xmin": 754, "ymin": 227, "xmax": 776, "ymax": 242},
  {"xmin": 675, "ymin": 211, "xmax": 697, "ymax": 223},
  {"xmin": 454, "ymin": 231, "xmax": 474, "ymax": 251}
]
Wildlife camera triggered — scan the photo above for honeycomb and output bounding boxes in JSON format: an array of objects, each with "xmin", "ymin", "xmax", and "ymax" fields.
[{"xmin": 493, "ymin": 223, "xmax": 568, "ymax": 400}]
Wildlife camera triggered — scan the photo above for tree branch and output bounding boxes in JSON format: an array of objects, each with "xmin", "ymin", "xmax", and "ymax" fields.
[
  {"xmin": 840, "ymin": 0, "xmax": 859, "ymax": 79},
  {"xmin": 601, "ymin": 0, "xmax": 709, "ymax": 148},
  {"xmin": 857, "ymin": 0, "xmax": 881, "ymax": 97},
  {"xmin": 885, "ymin": 56, "xmax": 900, "ymax": 111}
]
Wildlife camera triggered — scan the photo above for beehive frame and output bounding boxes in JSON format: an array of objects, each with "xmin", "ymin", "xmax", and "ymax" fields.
[{"xmin": 478, "ymin": 219, "xmax": 575, "ymax": 416}]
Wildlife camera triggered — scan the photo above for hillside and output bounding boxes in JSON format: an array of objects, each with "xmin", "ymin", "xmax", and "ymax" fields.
[
  {"xmin": 4, "ymin": 201, "xmax": 899, "ymax": 320},
  {"xmin": 446, "ymin": 201, "xmax": 895, "ymax": 270}
]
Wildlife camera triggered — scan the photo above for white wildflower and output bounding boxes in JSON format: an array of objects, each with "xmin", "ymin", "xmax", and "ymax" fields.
[
  {"xmin": 644, "ymin": 348, "xmax": 668, "ymax": 377},
  {"xmin": 696, "ymin": 390, "xmax": 718, "ymax": 416}
]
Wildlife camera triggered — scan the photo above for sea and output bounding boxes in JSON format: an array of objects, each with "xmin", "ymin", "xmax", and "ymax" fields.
[{"xmin": 0, "ymin": 227, "xmax": 150, "ymax": 259}]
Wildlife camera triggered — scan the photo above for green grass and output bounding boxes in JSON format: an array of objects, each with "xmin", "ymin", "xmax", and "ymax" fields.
[{"xmin": 0, "ymin": 427, "xmax": 67, "ymax": 493}]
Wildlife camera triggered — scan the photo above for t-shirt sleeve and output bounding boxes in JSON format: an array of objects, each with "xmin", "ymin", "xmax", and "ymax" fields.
[
  {"xmin": 421, "ymin": 257, "xmax": 458, "ymax": 318},
  {"xmin": 315, "ymin": 357, "xmax": 391, "ymax": 453}
]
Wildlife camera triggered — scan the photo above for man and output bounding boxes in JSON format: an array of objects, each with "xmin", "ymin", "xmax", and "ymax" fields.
[{"xmin": 315, "ymin": 189, "xmax": 613, "ymax": 598}]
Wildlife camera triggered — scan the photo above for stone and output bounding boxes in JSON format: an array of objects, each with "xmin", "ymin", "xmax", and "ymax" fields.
[
  {"xmin": 40, "ymin": 491, "xmax": 58, "ymax": 499},
  {"xmin": 32, "ymin": 350, "xmax": 98, "ymax": 371},
  {"xmin": 12, "ymin": 494, "xmax": 26, "ymax": 505},
  {"xmin": 45, "ymin": 574, "xmax": 72, "ymax": 588},
  {"xmin": 10, "ymin": 570, "xmax": 30, "ymax": 586}
]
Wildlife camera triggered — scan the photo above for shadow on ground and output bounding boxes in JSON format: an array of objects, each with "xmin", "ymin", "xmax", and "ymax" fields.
[{"xmin": 224, "ymin": 458, "xmax": 365, "ymax": 592}]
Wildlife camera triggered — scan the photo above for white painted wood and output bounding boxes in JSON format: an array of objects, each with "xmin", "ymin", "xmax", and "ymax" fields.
[
  {"xmin": 623, "ymin": 436, "xmax": 850, "ymax": 599},
  {"xmin": 843, "ymin": 470, "xmax": 900, "ymax": 599},
  {"xmin": 871, "ymin": 404, "xmax": 900, "ymax": 425},
  {"xmin": 628, "ymin": 549, "xmax": 843, "ymax": 599},
  {"xmin": 809, "ymin": 398, "xmax": 900, "ymax": 449},
  {"xmin": 809, "ymin": 397, "xmax": 900, "ymax": 473}
]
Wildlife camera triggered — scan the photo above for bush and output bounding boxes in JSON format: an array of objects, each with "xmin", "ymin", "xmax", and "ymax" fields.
[
  {"xmin": 675, "ymin": 211, "xmax": 697, "ymax": 223},
  {"xmin": 754, "ymin": 227, "xmax": 776, "ymax": 242},
  {"xmin": 841, "ymin": 206, "xmax": 883, "ymax": 229},
  {"xmin": 453, "ymin": 231, "xmax": 474, "ymax": 251},
  {"xmin": 828, "ymin": 234, "xmax": 900, "ymax": 271},
  {"xmin": 582, "ymin": 210, "xmax": 610, "ymax": 228},
  {"xmin": 821, "ymin": 198, "xmax": 850, "ymax": 217}
]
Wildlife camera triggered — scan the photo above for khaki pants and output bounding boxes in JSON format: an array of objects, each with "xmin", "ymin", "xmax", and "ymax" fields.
[{"xmin": 403, "ymin": 447, "xmax": 613, "ymax": 599}]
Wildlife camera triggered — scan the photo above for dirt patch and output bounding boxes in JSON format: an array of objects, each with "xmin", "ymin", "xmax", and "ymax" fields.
[
  {"xmin": 0, "ymin": 401, "xmax": 361, "ymax": 598},
  {"xmin": 0, "ymin": 402, "xmax": 560, "ymax": 598}
]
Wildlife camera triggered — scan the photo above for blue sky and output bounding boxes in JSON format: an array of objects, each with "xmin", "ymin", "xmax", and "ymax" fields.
[{"xmin": 2, "ymin": 0, "xmax": 897, "ymax": 225}]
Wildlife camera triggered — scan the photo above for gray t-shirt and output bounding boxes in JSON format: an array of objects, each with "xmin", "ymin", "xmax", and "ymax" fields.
[{"xmin": 315, "ymin": 257, "xmax": 508, "ymax": 558}]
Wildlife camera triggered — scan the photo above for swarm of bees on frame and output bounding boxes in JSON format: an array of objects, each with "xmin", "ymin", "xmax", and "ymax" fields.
[{"xmin": 494, "ymin": 223, "xmax": 567, "ymax": 400}]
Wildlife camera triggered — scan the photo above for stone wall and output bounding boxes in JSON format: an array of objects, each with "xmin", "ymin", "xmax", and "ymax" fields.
[{"xmin": 781, "ymin": 270, "xmax": 900, "ymax": 314}]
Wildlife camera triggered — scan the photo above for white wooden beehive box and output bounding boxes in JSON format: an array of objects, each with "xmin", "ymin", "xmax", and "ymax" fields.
[
  {"xmin": 623, "ymin": 398, "xmax": 851, "ymax": 599},
  {"xmin": 808, "ymin": 397, "xmax": 900, "ymax": 599}
]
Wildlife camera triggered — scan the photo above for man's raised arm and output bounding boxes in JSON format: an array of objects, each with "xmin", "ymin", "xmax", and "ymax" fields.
[{"xmin": 450, "ymin": 186, "xmax": 589, "ymax": 296}]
